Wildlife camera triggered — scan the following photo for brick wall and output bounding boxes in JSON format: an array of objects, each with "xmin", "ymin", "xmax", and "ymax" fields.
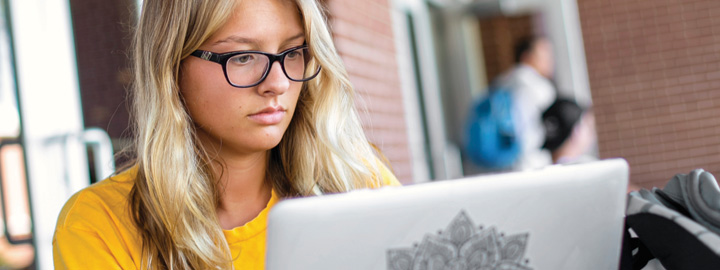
[
  {"xmin": 69, "ymin": 0, "xmax": 133, "ymax": 140},
  {"xmin": 325, "ymin": 0, "xmax": 413, "ymax": 184},
  {"xmin": 578, "ymin": 0, "xmax": 720, "ymax": 188}
]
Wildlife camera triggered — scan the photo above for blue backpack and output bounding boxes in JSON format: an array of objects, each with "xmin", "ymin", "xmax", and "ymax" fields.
[{"xmin": 464, "ymin": 87, "xmax": 520, "ymax": 169}]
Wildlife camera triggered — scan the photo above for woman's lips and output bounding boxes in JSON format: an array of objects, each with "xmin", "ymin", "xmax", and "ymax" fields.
[{"xmin": 248, "ymin": 109, "xmax": 285, "ymax": 125}]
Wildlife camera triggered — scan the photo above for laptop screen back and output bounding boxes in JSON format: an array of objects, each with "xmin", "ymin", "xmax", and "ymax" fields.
[{"xmin": 266, "ymin": 159, "xmax": 629, "ymax": 270}]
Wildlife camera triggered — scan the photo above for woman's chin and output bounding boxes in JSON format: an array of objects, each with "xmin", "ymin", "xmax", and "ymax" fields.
[{"xmin": 243, "ymin": 134, "xmax": 285, "ymax": 153}]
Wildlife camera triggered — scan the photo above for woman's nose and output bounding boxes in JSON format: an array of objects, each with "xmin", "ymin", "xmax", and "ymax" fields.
[{"xmin": 257, "ymin": 61, "xmax": 289, "ymax": 96}]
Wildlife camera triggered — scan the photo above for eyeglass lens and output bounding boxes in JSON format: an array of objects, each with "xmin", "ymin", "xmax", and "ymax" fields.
[{"xmin": 225, "ymin": 47, "xmax": 316, "ymax": 87}]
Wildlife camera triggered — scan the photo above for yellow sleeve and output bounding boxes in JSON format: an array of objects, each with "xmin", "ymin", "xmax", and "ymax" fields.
[
  {"xmin": 53, "ymin": 227, "xmax": 125, "ymax": 270},
  {"xmin": 52, "ymin": 181, "xmax": 139, "ymax": 270},
  {"xmin": 377, "ymin": 160, "xmax": 402, "ymax": 187}
]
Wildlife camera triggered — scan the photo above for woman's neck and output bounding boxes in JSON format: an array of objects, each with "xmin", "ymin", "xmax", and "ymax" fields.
[{"xmin": 213, "ymin": 150, "xmax": 273, "ymax": 230}]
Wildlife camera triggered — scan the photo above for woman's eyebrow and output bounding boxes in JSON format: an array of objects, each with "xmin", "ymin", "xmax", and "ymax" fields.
[
  {"xmin": 213, "ymin": 32, "xmax": 305, "ymax": 46},
  {"xmin": 213, "ymin": 35, "xmax": 258, "ymax": 45}
]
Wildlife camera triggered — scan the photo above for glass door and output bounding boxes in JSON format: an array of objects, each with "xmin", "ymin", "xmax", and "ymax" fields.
[
  {"xmin": 7, "ymin": 0, "xmax": 90, "ymax": 268},
  {"xmin": 0, "ymin": 0, "xmax": 35, "ymax": 269}
]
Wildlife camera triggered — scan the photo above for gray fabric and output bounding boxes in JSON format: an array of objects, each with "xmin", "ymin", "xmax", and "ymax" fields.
[
  {"xmin": 653, "ymin": 188, "xmax": 692, "ymax": 217},
  {"xmin": 627, "ymin": 192, "xmax": 720, "ymax": 255},
  {"xmin": 660, "ymin": 169, "xmax": 720, "ymax": 234},
  {"xmin": 638, "ymin": 188, "xmax": 664, "ymax": 206},
  {"xmin": 661, "ymin": 174, "xmax": 686, "ymax": 203},
  {"xmin": 698, "ymin": 172, "xmax": 720, "ymax": 211}
]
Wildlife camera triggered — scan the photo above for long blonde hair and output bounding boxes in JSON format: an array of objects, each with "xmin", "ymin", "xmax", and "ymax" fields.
[{"xmin": 128, "ymin": 0, "xmax": 383, "ymax": 268}]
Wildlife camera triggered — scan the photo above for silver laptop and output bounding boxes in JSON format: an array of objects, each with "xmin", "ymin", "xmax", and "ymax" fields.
[{"xmin": 266, "ymin": 159, "xmax": 629, "ymax": 270}]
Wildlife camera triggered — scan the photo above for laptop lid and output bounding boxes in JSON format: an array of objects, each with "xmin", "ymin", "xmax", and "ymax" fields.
[{"xmin": 266, "ymin": 159, "xmax": 629, "ymax": 270}]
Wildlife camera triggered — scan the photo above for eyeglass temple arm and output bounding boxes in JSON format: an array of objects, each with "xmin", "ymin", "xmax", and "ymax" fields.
[{"xmin": 190, "ymin": 50, "xmax": 218, "ymax": 62}]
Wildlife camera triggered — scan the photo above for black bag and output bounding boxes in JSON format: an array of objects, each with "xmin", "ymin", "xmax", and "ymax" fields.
[{"xmin": 620, "ymin": 170, "xmax": 720, "ymax": 270}]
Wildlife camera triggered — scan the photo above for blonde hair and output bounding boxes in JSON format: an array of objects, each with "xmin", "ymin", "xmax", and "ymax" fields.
[{"xmin": 128, "ymin": 0, "xmax": 383, "ymax": 269}]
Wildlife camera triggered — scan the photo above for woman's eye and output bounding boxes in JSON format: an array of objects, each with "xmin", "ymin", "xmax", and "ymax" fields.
[
  {"xmin": 230, "ymin": 54, "xmax": 255, "ymax": 65},
  {"xmin": 286, "ymin": 50, "xmax": 303, "ymax": 60}
]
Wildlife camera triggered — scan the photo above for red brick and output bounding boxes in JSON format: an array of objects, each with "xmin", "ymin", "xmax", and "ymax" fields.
[
  {"xmin": 581, "ymin": 0, "xmax": 720, "ymax": 188},
  {"xmin": 327, "ymin": 0, "xmax": 412, "ymax": 183}
]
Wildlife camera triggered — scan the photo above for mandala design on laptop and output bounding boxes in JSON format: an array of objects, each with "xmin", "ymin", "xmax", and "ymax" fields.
[{"xmin": 386, "ymin": 211, "xmax": 532, "ymax": 270}]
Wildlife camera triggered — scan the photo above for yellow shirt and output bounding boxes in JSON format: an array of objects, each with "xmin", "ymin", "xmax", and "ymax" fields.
[{"xmin": 53, "ymin": 164, "xmax": 400, "ymax": 270}]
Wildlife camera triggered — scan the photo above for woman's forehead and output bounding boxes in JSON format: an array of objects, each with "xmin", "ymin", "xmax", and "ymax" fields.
[{"xmin": 205, "ymin": 0, "xmax": 304, "ymax": 49}]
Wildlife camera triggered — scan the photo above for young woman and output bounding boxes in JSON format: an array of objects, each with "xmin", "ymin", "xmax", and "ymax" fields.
[{"xmin": 52, "ymin": 0, "xmax": 399, "ymax": 269}]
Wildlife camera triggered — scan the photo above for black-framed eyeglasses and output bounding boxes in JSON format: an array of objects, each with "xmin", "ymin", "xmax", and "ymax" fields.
[{"xmin": 190, "ymin": 45, "xmax": 321, "ymax": 88}]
